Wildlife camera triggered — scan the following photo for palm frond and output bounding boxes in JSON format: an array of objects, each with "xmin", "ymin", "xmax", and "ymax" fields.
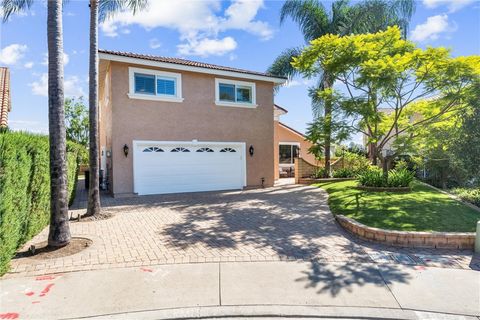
[
  {"xmin": 1, "ymin": 0, "xmax": 33, "ymax": 22},
  {"xmin": 99, "ymin": 0, "xmax": 148, "ymax": 22},
  {"xmin": 267, "ymin": 47, "xmax": 303, "ymax": 80},
  {"xmin": 280, "ymin": 0, "xmax": 330, "ymax": 42}
]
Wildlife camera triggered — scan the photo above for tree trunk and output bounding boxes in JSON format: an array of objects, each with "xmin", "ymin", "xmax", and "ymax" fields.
[
  {"xmin": 323, "ymin": 76, "xmax": 333, "ymax": 178},
  {"xmin": 87, "ymin": 0, "xmax": 101, "ymax": 216},
  {"xmin": 47, "ymin": 0, "xmax": 71, "ymax": 247},
  {"xmin": 369, "ymin": 143, "xmax": 378, "ymax": 165}
]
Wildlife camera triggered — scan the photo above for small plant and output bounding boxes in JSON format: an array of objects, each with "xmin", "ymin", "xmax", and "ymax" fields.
[
  {"xmin": 387, "ymin": 168, "xmax": 414, "ymax": 187},
  {"xmin": 332, "ymin": 168, "xmax": 356, "ymax": 178},
  {"xmin": 451, "ymin": 188, "xmax": 480, "ymax": 207},
  {"xmin": 357, "ymin": 166, "xmax": 384, "ymax": 187},
  {"xmin": 312, "ymin": 167, "xmax": 327, "ymax": 178}
]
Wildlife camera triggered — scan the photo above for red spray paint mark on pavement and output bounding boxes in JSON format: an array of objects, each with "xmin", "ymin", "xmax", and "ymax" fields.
[
  {"xmin": 32, "ymin": 301, "xmax": 40, "ymax": 304},
  {"xmin": 36, "ymin": 275, "xmax": 55, "ymax": 281},
  {"xmin": 25, "ymin": 291, "xmax": 35, "ymax": 296},
  {"xmin": 39, "ymin": 283, "xmax": 54, "ymax": 297},
  {"xmin": 0, "ymin": 313, "xmax": 19, "ymax": 319},
  {"xmin": 140, "ymin": 267, "xmax": 153, "ymax": 272}
]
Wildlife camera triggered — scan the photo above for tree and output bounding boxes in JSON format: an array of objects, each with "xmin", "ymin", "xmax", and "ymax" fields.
[
  {"xmin": 2, "ymin": 0, "xmax": 72, "ymax": 247},
  {"xmin": 268, "ymin": 0, "xmax": 415, "ymax": 177},
  {"xmin": 293, "ymin": 27, "xmax": 480, "ymax": 176},
  {"xmin": 86, "ymin": 0, "xmax": 146, "ymax": 216},
  {"xmin": 65, "ymin": 97, "xmax": 88, "ymax": 147}
]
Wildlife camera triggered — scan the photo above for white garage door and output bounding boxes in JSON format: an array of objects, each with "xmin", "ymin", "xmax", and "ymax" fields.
[{"xmin": 133, "ymin": 141, "xmax": 246, "ymax": 195}]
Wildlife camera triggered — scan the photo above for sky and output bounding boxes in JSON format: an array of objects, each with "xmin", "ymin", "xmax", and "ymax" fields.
[{"xmin": 0, "ymin": 0, "xmax": 479, "ymax": 144}]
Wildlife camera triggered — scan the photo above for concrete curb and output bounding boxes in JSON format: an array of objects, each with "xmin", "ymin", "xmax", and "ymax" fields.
[{"xmin": 69, "ymin": 305, "xmax": 479, "ymax": 320}]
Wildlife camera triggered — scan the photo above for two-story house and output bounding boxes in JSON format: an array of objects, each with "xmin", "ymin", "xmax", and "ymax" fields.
[{"xmin": 98, "ymin": 50, "xmax": 287, "ymax": 196}]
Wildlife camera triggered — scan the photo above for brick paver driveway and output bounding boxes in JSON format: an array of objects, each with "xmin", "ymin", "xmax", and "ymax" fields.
[{"xmin": 5, "ymin": 182, "xmax": 477, "ymax": 278}]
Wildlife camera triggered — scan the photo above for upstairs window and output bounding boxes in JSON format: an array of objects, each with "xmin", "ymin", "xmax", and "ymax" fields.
[
  {"xmin": 129, "ymin": 67, "xmax": 183, "ymax": 103},
  {"xmin": 215, "ymin": 78, "xmax": 256, "ymax": 107}
]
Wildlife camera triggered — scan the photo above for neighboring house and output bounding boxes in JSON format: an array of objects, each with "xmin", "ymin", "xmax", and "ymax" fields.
[
  {"xmin": 98, "ymin": 50, "xmax": 286, "ymax": 196},
  {"xmin": 0, "ymin": 67, "xmax": 11, "ymax": 128},
  {"xmin": 273, "ymin": 105, "xmax": 317, "ymax": 179}
]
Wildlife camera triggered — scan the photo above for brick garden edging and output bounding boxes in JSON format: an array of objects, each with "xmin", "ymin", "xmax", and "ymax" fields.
[
  {"xmin": 297, "ymin": 177, "xmax": 354, "ymax": 184},
  {"xmin": 335, "ymin": 214, "xmax": 475, "ymax": 249}
]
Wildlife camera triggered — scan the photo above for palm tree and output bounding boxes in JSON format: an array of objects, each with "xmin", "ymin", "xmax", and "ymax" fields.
[
  {"xmin": 2, "ymin": 0, "xmax": 71, "ymax": 246},
  {"xmin": 86, "ymin": 0, "xmax": 146, "ymax": 216},
  {"xmin": 269, "ymin": 0, "xmax": 415, "ymax": 176}
]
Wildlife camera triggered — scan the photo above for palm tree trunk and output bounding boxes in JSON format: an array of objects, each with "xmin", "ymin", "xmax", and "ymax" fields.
[
  {"xmin": 87, "ymin": 0, "xmax": 101, "ymax": 216},
  {"xmin": 323, "ymin": 76, "xmax": 333, "ymax": 177},
  {"xmin": 47, "ymin": 0, "xmax": 71, "ymax": 247}
]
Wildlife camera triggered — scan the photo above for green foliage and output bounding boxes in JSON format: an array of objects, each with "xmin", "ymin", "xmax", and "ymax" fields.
[
  {"xmin": 312, "ymin": 167, "xmax": 327, "ymax": 179},
  {"xmin": 387, "ymin": 168, "xmax": 415, "ymax": 187},
  {"xmin": 343, "ymin": 151, "xmax": 371, "ymax": 173},
  {"xmin": 332, "ymin": 168, "xmax": 356, "ymax": 178},
  {"xmin": 0, "ymin": 131, "xmax": 81, "ymax": 274},
  {"xmin": 316, "ymin": 180, "xmax": 480, "ymax": 232},
  {"xmin": 357, "ymin": 166, "xmax": 384, "ymax": 187},
  {"xmin": 65, "ymin": 97, "xmax": 89, "ymax": 147},
  {"xmin": 451, "ymin": 188, "xmax": 480, "ymax": 207},
  {"xmin": 293, "ymin": 26, "xmax": 480, "ymax": 162}
]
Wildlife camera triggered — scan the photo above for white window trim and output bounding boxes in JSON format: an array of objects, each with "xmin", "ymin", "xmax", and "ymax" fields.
[
  {"xmin": 128, "ymin": 67, "xmax": 184, "ymax": 103},
  {"xmin": 215, "ymin": 78, "xmax": 257, "ymax": 108}
]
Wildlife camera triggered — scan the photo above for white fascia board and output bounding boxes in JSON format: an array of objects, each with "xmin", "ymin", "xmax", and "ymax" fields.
[{"xmin": 99, "ymin": 53, "xmax": 287, "ymax": 85}]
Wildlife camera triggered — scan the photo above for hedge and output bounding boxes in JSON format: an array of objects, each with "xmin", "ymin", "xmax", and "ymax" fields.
[{"xmin": 0, "ymin": 131, "xmax": 82, "ymax": 274}]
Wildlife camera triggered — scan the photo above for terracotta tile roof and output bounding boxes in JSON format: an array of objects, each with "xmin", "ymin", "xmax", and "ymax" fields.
[
  {"xmin": 98, "ymin": 49, "xmax": 287, "ymax": 81},
  {"xmin": 0, "ymin": 67, "xmax": 11, "ymax": 128}
]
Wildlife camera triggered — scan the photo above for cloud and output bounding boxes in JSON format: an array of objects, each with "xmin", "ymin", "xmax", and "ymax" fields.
[
  {"xmin": 410, "ymin": 14, "xmax": 456, "ymax": 42},
  {"xmin": 100, "ymin": 0, "xmax": 272, "ymax": 56},
  {"xmin": 30, "ymin": 73, "xmax": 85, "ymax": 97},
  {"xmin": 24, "ymin": 61, "xmax": 34, "ymax": 69},
  {"xmin": 8, "ymin": 120, "xmax": 48, "ymax": 134},
  {"xmin": 41, "ymin": 52, "xmax": 70, "ymax": 66},
  {"xmin": 422, "ymin": 0, "xmax": 474, "ymax": 12},
  {"xmin": 178, "ymin": 37, "xmax": 237, "ymax": 57},
  {"xmin": 0, "ymin": 44, "xmax": 27, "ymax": 65},
  {"xmin": 149, "ymin": 38, "xmax": 161, "ymax": 49}
]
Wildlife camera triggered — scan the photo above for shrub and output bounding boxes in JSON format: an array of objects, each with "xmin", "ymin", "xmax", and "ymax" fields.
[
  {"xmin": 451, "ymin": 188, "xmax": 480, "ymax": 207},
  {"xmin": 387, "ymin": 168, "xmax": 414, "ymax": 187},
  {"xmin": 357, "ymin": 166, "xmax": 384, "ymax": 187},
  {"xmin": 0, "ymin": 132, "xmax": 81, "ymax": 274},
  {"xmin": 312, "ymin": 167, "xmax": 327, "ymax": 178},
  {"xmin": 332, "ymin": 168, "xmax": 356, "ymax": 178}
]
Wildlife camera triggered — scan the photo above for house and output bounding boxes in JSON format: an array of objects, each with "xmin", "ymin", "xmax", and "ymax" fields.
[
  {"xmin": 273, "ymin": 105, "xmax": 317, "ymax": 179},
  {"xmin": 98, "ymin": 50, "xmax": 286, "ymax": 196},
  {"xmin": 0, "ymin": 67, "xmax": 11, "ymax": 128}
]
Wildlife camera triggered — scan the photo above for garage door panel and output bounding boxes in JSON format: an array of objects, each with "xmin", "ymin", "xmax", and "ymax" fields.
[{"xmin": 134, "ymin": 141, "xmax": 245, "ymax": 195}]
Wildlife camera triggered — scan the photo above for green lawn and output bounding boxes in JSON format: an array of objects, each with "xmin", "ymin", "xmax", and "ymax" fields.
[{"xmin": 315, "ymin": 180, "xmax": 480, "ymax": 232}]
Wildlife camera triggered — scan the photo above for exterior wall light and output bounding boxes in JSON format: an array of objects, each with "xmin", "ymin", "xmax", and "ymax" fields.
[
  {"xmin": 249, "ymin": 145, "xmax": 254, "ymax": 157},
  {"xmin": 123, "ymin": 144, "xmax": 129, "ymax": 157}
]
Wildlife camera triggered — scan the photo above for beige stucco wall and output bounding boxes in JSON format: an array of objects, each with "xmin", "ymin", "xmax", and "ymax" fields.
[
  {"xmin": 276, "ymin": 122, "xmax": 317, "ymax": 166},
  {"xmin": 100, "ymin": 61, "xmax": 275, "ymax": 196}
]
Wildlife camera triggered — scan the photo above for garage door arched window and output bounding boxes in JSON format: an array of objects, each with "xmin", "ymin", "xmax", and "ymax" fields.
[
  {"xmin": 143, "ymin": 147, "xmax": 164, "ymax": 153},
  {"xmin": 196, "ymin": 147, "xmax": 214, "ymax": 152},
  {"xmin": 220, "ymin": 147, "xmax": 236, "ymax": 153},
  {"xmin": 171, "ymin": 147, "xmax": 190, "ymax": 152}
]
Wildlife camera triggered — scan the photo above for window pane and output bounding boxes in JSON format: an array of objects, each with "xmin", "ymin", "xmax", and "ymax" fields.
[
  {"xmin": 219, "ymin": 83, "xmax": 235, "ymax": 102},
  {"xmin": 293, "ymin": 145, "xmax": 299, "ymax": 158},
  {"xmin": 236, "ymin": 86, "xmax": 252, "ymax": 103},
  {"xmin": 279, "ymin": 145, "xmax": 292, "ymax": 164},
  {"xmin": 157, "ymin": 77, "xmax": 176, "ymax": 96},
  {"xmin": 135, "ymin": 73, "xmax": 155, "ymax": 94}
]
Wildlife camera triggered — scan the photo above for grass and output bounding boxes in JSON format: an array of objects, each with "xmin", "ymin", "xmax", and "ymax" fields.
[{"xmin": 315, "ymin": 180, "xmax": 480, "ymax": 232}]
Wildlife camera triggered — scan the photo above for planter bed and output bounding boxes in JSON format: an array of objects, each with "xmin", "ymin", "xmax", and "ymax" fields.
[
  {"xmin": 336, "ymin": 214, "xmax": 475, "ymax": 249},
  {"xmin": 355, "ymin": 185, "xmax": 412, "ymax": 192},
  {"xmin": 297, "ymin": 177, "xmax": 355, "ymax": 184}
]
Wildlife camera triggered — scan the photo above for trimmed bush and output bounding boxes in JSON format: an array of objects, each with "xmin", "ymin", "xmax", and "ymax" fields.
[
  {"xmin": 0, "ymin": 132, "xmax": 81, "ymax": 274},
  {"xmin": 332, "ymin": 168, "xmax": 357, "ymax": 178}
]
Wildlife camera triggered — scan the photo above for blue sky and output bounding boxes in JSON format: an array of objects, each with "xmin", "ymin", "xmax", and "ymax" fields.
[{"xmin": 1, "ymin": 0, "xmax": 479, "ymax": 143}]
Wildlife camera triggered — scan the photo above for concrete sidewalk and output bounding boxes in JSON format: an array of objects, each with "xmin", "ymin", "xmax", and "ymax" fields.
[{"xmin": 1, "ymin": 261, "xmax": 479, "ymax": 320}]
